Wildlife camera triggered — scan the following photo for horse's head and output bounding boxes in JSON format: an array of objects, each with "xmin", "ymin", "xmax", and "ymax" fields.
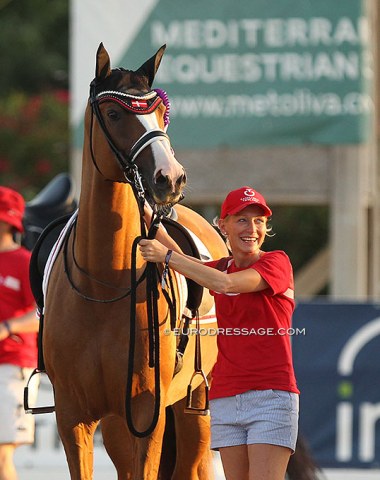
[{"xmin": 88, "ymin": 43, "xmax": 186, "ymax": 205}]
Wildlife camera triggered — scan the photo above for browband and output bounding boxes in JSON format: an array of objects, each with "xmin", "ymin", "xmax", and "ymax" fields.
[{"xmin": 97, "ymin": 90, "xmax": 162, "ymax": 115}]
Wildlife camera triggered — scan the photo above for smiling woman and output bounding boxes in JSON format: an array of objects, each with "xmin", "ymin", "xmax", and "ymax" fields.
[{"xmin": 139, "ymin": 185, "xmax": 299, "ymax": 480}]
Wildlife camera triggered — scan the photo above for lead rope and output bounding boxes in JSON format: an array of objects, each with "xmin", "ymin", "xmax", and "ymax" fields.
[
  {"xmin": 125, "ymin": 193, "xmax": 175, "ymax": 437},
  {"xmin": 126, "ymin": 236, "xmax": 162, "ymax": 437}
]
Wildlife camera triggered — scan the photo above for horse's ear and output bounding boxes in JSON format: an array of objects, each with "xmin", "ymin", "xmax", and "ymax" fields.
[
  {"xmin": 95, "ymin": 43, "xmax": 111, "ymax": 81},
  {"xmin": 136, "ymin": 45, "xmax": 166, "ymax": 87}
]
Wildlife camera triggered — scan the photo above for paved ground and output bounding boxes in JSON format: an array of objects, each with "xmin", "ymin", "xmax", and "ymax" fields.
[
  {"xmin": 14, "ymin": 407, "xmax": 378, "ymax": 479},
  {"xmin": 16, "ymin": 465, "xmax": 380, "ymax": 479}
]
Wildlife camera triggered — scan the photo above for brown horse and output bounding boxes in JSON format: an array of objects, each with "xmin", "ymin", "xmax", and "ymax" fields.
[{"xmin": 42, "ymin": 44, "xmax": 227, "ymax": 479}]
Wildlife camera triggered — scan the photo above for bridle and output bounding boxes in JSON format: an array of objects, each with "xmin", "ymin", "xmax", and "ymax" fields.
[
  {"xmin": 65, "ymin": 79, "xmax": 179, "ymax": 438},
  {"xmin": 89, "ymin": 80, "xmax": 171, "ymax": 200}
]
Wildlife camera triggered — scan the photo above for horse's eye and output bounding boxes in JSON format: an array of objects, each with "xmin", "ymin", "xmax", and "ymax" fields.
[{"xmin": 107, "ymin": 110, "xmax": 120, "ymax": 121}]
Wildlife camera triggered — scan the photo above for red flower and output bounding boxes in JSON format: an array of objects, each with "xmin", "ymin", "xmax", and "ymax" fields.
[
  {"xmin": 35, "ymin": 159, "xmax": 52, "ymax": 174},
  {"xmin": 54, "ymin": 90, "xmax": 69, "ymax": 104},
  {"xmin": 0, "ymin": 157, "xmax": 10, "ymax": 172},
  {"xmin": 24, "ymin": 95, "xmax": 42, "ymax": 121}
]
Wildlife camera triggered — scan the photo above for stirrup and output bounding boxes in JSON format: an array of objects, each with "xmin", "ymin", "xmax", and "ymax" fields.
[
  {"xmin": 24, "ymin": 368, "xmax": 55, "ymax": 414},
  {"xmin": 184, "ymin": 369, "xmax": 209, "ymax": 416}
]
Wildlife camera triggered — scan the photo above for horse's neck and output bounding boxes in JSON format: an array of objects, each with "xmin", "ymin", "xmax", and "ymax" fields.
[{"xmin": 75, "ymin": 174, "xmax": 143, "ymax": 275}]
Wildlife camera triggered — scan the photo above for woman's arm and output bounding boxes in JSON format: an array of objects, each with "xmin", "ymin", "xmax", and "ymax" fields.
[
  {"xmin": 139, "ymin": 239, "xmax": 268, "ymax": 294},
  {"xmin": 0, "ymin": 308, "xmax": 39, "ymax": 341}
]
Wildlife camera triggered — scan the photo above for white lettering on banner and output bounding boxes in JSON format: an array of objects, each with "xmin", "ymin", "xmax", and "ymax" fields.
[
  {"xmin": 151, "ymin": 19, "xmax": 241, "ymax": 49},
  {"xmin": 335, "ymin": 317, "xmax": 380, "ymax": 463},
  {"xmin": 148, "ymin": 13, "xmax": 373, "ymax": 139},
  {"xmin": 156, "ymin": 51, "xmax": 371, "ymax": 84},
  {"xmin": 336, "ymin": 402, "xmax": 353, "ymax": 461},
  {"xmin": 336, "ymin": 401, "xmax": 380, "ymax": 463},
  {"xmin": 359, "ymin": 403, "xmax": 380, "ymax": 462},
  {"xmin": 168, "ymin": 90, "xmax": 373, "ymax": 118},
  {"xmin": 151, "ymin": 17, "xmax": 370, "ymax": 49}
]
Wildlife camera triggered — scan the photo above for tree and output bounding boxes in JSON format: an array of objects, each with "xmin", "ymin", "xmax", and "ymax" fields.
[
  {"xmin": 0, "ymin": 0, "xmax": 69, "ymax": 198},
  {"xmin": 0, "ymin": 0, "xmax": 68, "ymax": 94}
]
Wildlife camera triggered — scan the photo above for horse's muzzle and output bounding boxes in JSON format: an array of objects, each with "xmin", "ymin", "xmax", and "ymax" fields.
[{"xmin": 152, "ymin": 170, "xmax": 186, "ymax": 204}]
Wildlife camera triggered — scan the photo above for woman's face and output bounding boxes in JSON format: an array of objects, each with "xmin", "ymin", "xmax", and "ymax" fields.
[{"xmin": 219, "ymin": 205, "xmax": 268, "ymax": 257}]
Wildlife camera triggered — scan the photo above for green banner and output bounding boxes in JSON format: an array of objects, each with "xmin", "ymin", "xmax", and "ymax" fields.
[{"xmin": 120, "ymin": 0, "xmax": 373, "ymax": 148}]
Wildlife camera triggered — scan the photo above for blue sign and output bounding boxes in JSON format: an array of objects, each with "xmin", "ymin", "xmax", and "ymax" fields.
[{"xmin": 293, "ymin": 302, "xmax": 380, "ymax": 468}]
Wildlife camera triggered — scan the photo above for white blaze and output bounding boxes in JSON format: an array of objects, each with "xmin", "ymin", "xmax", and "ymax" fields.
[{"xmin": 136, "ymin": 113, "xmax": 184, "ymax": 188}]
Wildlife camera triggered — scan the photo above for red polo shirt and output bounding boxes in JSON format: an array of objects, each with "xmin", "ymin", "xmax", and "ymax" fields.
[
  {"xmin": 206, "ymin": 251, "xmax": 299, "ymax": 400},
  {"xmin": 0, "ymin": 247, "xmax": 37, "ymax": 368}
]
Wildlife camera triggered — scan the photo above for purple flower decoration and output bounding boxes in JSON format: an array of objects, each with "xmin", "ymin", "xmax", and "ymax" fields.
[{"xmin": 154, "ymin": 88, "xmax": 171, "ymax": 129}]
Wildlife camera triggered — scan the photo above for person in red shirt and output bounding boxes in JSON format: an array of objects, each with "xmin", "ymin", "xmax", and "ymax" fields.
[
  {"xmin": 0, "ymin": 187, "xmax": 39, "ymax": 480},
  {"xmin": 139, "ymin": 186, "xmax": 299, "ymax": 480}
]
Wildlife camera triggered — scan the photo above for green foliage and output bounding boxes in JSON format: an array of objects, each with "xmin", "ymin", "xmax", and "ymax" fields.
[
  {"xmin": 0, "ymin": 91, "xmax": 69, "ymax": 199},
  {"xmin": 0, "ymin": 0, "xmax": 69, "ymax": 200},
  {"xmin": 0, "ymin": 0, "xmax": 69, "ymax": 94}
]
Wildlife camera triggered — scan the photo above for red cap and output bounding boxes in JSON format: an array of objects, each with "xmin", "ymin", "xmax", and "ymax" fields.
[
  {"xmin": 220, "ymin": 186, "xmax": 272, "ymax": 219},
  {"xmin": 0, "ymin": 187, "xmax": 25, "ymax": 232}
]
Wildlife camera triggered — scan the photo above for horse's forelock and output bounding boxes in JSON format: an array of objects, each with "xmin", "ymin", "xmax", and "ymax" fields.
[
  {"xmin": 93, "ymin": 69, "xmax": 124, "ymax": 93},
  {"xmin": 96, "ymin": 68, "xmax": 152, "ymax": 96},
  {"xmin": 124, "ymin": 69, "xmax": 152, "ymax": 93}
]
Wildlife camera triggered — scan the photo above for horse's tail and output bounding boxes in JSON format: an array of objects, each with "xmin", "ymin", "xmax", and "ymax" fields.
[{"xmin": 287, "ymin": 435, "xmax": 325, "ymax": 480}]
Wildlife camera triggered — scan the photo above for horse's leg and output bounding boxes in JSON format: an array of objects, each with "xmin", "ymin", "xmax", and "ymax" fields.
[
  {"xmin": 158, "ymin": 407, "xmax": 176, "ymax": 480},
  {"xmin": 102, "ymin": 412, "xmax": 167, "ymax": 480},
  {"xmin": 134, "ymin": 414, "xmax": 167, "ymax": 479},
  {"xmin": 171, "ymin": 383, "xmax": 214, "ymax": 480},
  {"xmin": 54, "ymin": 394, "xmax": 99, "ymax": 480},
  {"xmin": 101, "ymin": 416, "xmax": 133, "ymax": 480}
]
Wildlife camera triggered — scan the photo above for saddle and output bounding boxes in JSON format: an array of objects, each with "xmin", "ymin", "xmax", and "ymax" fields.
[
  {"xmin": 23, "ymin": 173, "xmax": 77, "ymax": 251},
  {"xmin": 161, "ymin": 216, "xmax": 205, "ymax": 314}
]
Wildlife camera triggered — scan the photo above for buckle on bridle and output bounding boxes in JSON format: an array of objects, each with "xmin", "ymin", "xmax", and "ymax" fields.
[{"xmin": 123, "ymin": 165, "xmax": 145, "ymax": 200}]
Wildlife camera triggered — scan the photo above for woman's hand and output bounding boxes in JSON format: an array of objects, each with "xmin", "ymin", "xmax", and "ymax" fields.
[
  {"xmin": 143, "ymin": 200, "xmax": 154, "ymax": 227},
  {"xmin": 139, "ymin": 238, "xmax": 168, "ymax": 263}
]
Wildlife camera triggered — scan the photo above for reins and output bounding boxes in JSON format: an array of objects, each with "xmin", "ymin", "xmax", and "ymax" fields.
[
  {"xmin": 62, "ymin": 220, "xmax": 146, "ymax": 303},
  {"xmin": 63, "ymin": 83, "xmax": 177, "ymax": 438}
]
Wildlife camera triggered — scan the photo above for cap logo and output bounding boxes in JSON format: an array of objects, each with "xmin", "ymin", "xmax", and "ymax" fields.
[
  {"xmin": 243, "ymin": 188, "xmax": 255, "ymax": 197},
  {"xmin": 7, "ymin": 209, "xmax": 19, "ymax": 217},
  {"xmin": 240, "ymin": 188, "xmax": 258, "ymax": 203}
]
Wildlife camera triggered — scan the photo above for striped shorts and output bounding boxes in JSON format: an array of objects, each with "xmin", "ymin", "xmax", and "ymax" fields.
[{"xmin": 210, "ymin": 389, "xmax": 299, "ymax": 452}]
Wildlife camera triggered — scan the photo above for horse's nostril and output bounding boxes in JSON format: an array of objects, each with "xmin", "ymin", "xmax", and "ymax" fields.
[
  {"xmin": 177, "ymin": 173, "xmax": 187, "ymax": 186},
  {"xmin": 155, "ymin": 172, "xmax": 169, "ymax": 185}
]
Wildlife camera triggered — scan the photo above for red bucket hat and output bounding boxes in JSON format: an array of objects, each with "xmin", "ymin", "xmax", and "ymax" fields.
[
  {"xmin": 220, "ymin": 186, "xmax": 272, "ymax": 219},
  {"xmin": 0, "ymin": 187, "xmax": 25, "ymax": 232}
]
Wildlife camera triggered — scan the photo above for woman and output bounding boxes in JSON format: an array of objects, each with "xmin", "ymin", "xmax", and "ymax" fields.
[{"xmin": 139, "ymin": 186, "xmax": 299, "ymax": 480}]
